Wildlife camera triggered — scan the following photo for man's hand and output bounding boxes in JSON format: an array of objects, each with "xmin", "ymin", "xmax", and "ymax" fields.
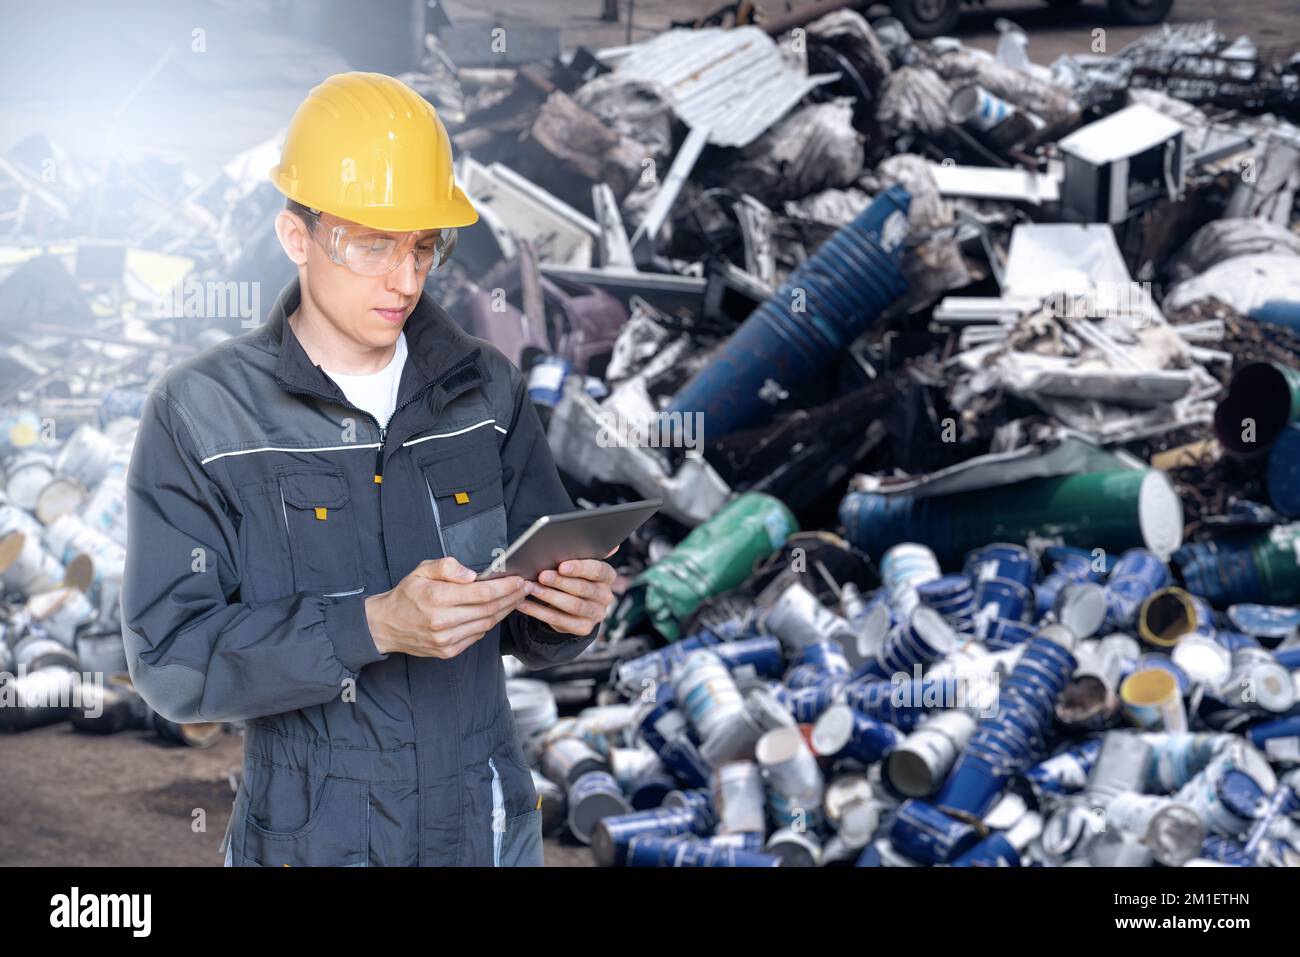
[
  {"xmin": 515, "ymin": 557, "xmax": 617, "ymax": 636},
  {"xmin": 364, "ymin": 557, "xmax": 527, "ymax": 658}
]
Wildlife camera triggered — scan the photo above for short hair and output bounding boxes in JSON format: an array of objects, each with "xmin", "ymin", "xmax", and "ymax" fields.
[{"xmin": 284, "ymin": 197, "xmax": 320, "ymax": 222}]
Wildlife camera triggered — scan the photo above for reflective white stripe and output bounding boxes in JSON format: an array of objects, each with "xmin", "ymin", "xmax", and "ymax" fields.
[
  {"xmin": 488, "ymin": 757, "xmax": 505, "ymax": 867},
  {"xmin": 425, "ymin": 478, "xmax": 447, "ymax": 555},
  {"xmin": 200, "ymin": 442, "xmax": 381, "ymax": 465},
  {"xmin": 402, "ymin": 419, "xmax": 500, "ymax": 447},
  {"xmin": 196, "ymin": 417, "xmax": 507, "ymax": 464}
]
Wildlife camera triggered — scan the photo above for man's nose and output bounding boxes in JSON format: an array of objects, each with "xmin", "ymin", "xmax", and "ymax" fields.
[{"xmin": 387, "ymin": 249, "xmax": 422, "ymax": 295}]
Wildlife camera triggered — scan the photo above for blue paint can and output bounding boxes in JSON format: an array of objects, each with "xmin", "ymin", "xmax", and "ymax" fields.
[
  {"xmin": 1227, "ymin": 603, "xmax": 1300, "ymax": 647},
  {"xmin": 889, "ymin": 799, "xmax": 983, "ymax": 864},
  {"xmin": 1019, "ymin": 738, "xmax": 1103, "ymax": 803},
  {"xmin": 810, "ymin": 703, "xmax": 904, "ymax": 763},
  {"xmin": 526, "ymin": 355, "xmax": 570, "ymax": 408},
  {"xmin": 974, "ymin": 577, "xmax": 1032, "ymax": 624},
  {"xmin": 715, "ymin": 635, "xmax": 785, "ymax": 677},
  {"xmin": 781, "ymin": 680, "xmax": 846, "ymax": 723},
  {"xmin": 984, "ymin": 618, "xmax": 1036, "ymax": 651},
  {"xmin": 591, "ymin": 806, "xmax": 705, "ymax": 866},
  {"xmin": 965, "ymin": 543, "xmax": 1037, "ymax": 589},
  {"xmin": 567, "ymin": 770, "xmax": 632, "ymax": 845},
  {"xmin": 666, "ymin": 186, "xmax": 911, "ymax": 438},
  {"xmin": 793, "ymin": 639, "xmax": 853, "ymax": 679},
  {"xmin": 1267, "ymin": 423, "xmax": 1300, "ymax": 517}
]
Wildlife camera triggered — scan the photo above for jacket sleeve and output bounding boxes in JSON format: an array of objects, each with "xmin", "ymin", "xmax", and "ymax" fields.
[
  {"xmin": 120, "ymin": 389, "xmax": 389, "ymax": 725},
  {"xmin": 497, "ymin": 367, "xmax": 601, "ymax": 670}
]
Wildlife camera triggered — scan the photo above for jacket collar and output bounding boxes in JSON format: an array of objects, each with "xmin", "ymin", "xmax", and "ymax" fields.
[{"xmin": 266, "ymin": 277, "xmax": 484, "ymax": 409}]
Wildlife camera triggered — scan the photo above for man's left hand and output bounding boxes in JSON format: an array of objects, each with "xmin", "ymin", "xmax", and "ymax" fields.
[{"xmin": 516, "ymin": 558, "xmax": 617, "ymax": 636}]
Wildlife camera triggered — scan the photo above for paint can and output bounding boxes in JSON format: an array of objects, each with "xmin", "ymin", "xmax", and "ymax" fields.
[
  {"xmin": 54, "ymin": 424, "xmax": 129, "ymax": 490},
  {"xmin": 886, "ymin": 709, "xmax": 977, "ymax": 797},
  {"xmin": 660, "ymin": 787, "xmax": 718, "ymax": 832},
  {"xmin": 889, "ymin": 799, "xmax": 982, "ymax": 865},
  {"xmin": 823, "ymin": 774, "xmax": 883, "ymax": 849},
  {"xmin": 674, "ymin": 649, "xmax": 763, "ymax": 765},
  {"xmin": 666, "ymin": 186, "xmax": 910, "ymax": 438},
  {"xmin": 756, "ymin": 725, "xmax": 824, "ymax": 830},
  {"xmin": 1051, "ymin": 581, "xmax": 1107, "ymax": 639},
  {"xmin": 1105, "ymin": 548, "xmax": 1170, "ymax": 629},
  {"xmin": 1034, "ymin": 554, "xmax": 1098, "ymax": 619},
  {"xmin": 762, "ymin": 582, "xmax": 856, "ymax": 655},
  {"xmin": 608, "ymin": 746, "xmax": 663, "ymax": 793},
  {"xmin": 974, "ymin": 577, "xmax": 1032, "ymax": 626},
  {"xmin": 873, "ymin": 606, "xmax": 959, "ymax": 678},
  {"xmin": 626, "ymin": 834, "xmax": 782, "ymax": 867},
  {"xmin": 1174, "ymin": 740, "xmax": 1277, "ymax": 840},
  {"xmin": 764, "ymin": 827, "xmax": 821, "ymax": 867},
  {"xmin": 526, "ymin": 355, "xmax": 570, "ymax": 409},
  {"xmin": 811, "ymin": 703, "xmax": 903, "ymax": 764},
  {"xmin": 948, "ymin": 83, "xmax": 1014, "ymax": 132},
  {"xmin": 26, "ymin": 586, "xmax": 98, "ymax": 646},
  {"xmin": 1104, "ymin": 792, "xmax": 1205, "ymax": 866},
  {"xmin": 506, "ymin": 678, "xmax": 559, "ymax": 744},
  {"xmin": 965, "ymin": 543, "xmax": 1037, "ymax": 590},
  {"xmin": 567, "ymin": 770, "xmax": 632, "ymax": 845},
  {"xmin": 1138, "ymin": 586, "xmax": 1216, "ymax": 649},
  {"xmin": 1171, "ymin": 635, "xmax": 1233, "ymax": 688},
  {"xmin": 34, "ymin": 476, "xmax": 87, "ymax": 525},
  {"xmin": 1019, "ymin": 738, "xmax": 1103, "ymax": 805},
  {"xmin": 711, "ymin": 760, "xmax": 767, "ymax": 835},
  {"xmin": 881, "ymin": 543, "xmax": 941, "ymax": 617},
  {"xmin": 0, "ymin": 531, "xmax": 66, "ymax": 595},
  {"xmin": 590, "ymin": 805, "xmax": 704, "ymax": 866},
  {"xmin": 78, "ymin": 474, "xmax": 129, "ymax": 548},
  {"xmin": 1227, "ymin": 603, "xmax": 1300, "ymax": 647},
  {"xmin": 541, "ymin": 736, "xmax": 608, "ymax": 787},
  {"xmin": 3, "ymin": 451, "xmax": 55, "ymax": 511},
  {"xmin": 1120, "ymin": 668, "xmax": 1187, "ymax": 732},
  {"xmin": 1247, "ymin": 715, "xmax": 1300, "ymax": 765},
  {"xmin": 1213, "ymin": 360, "xmax": 1300, "ymax": 458},
  {"xmin": 984, "ymin": 617, "xmax": 1035, "ymax": 651},
  {"xmin": 1221, "ymin": 646, "xmax": 1296, "ymax": 714},
  {"xmin": 0, "ymin": 409, "xmax": 42, "ymax": 456},
  {"xmin": 1141, "ymin": 732, "xmax": 1231, "ymax": 792}
]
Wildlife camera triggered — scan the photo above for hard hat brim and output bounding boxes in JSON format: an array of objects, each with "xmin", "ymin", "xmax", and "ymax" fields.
[{"xmin": 270, "ymin": 167, "xmax": 479, "ymax": 232}]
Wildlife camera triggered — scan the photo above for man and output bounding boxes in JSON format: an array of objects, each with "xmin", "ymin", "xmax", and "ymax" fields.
[{"xmin": 120, "ymin": 72, "xmax": 615, "ymax": 867}]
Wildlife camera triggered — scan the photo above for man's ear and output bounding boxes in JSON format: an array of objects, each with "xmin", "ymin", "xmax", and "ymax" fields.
[{"xmin": 274, "ymin": 209, "xmax": 311, "ymax": 266}]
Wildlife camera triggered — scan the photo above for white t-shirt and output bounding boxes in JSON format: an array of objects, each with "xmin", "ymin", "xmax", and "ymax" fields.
[{"xmin": 322, "ymin": 332, "xmax": 408, "ymax": 430}]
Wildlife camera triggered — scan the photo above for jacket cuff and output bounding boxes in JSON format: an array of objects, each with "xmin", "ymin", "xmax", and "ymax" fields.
[{"xmin": 323, "ymin": 594, "xmax": 387, "ymax": 673}]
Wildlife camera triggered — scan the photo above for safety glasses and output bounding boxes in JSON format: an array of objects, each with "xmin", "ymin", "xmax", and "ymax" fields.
[{"xmin": 299, "ymin": 208, "xmax": 458, "ymax": 276}]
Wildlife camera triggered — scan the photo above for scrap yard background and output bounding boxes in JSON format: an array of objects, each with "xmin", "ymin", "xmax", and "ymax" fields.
[{"xmin": 4, "ymin": 0, "xmax": 1300, "ymax": 871}]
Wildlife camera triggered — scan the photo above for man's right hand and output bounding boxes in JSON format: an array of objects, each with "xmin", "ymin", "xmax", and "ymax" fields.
[{"xmin": 364, "ymin": 557, "xmax": 528, "ymax": 659}]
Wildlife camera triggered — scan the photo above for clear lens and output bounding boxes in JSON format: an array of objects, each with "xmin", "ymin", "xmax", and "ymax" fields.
[{"xmin": 339, "ymin": 227, "xmax": 457, "ymax": 275}]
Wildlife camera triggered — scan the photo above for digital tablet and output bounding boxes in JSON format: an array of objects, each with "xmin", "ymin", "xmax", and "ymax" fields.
[{"xmin": 477, "ymin": 499, "xmax": 662, "ymax": 581}]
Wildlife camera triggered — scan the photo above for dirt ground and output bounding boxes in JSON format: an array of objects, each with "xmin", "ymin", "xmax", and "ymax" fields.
[{"xmin": 0, "ymin": 722, "xmax": 592, "ymax": 866}]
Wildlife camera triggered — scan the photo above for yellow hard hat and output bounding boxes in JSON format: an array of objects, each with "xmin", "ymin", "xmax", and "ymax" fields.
[{"xmin": 270, "ymin": 71, "xmax": 478, "ymax": 231}]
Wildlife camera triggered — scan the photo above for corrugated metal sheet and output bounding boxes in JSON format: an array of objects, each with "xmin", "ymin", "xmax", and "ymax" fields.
[{"xmin": 614, "ymin": 27, "xmax": 839, "ymax": 149}]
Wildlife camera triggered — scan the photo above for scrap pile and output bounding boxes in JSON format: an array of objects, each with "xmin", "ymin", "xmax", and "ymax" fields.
[
  {"xmin": 2, "ymin": 8, "xmax": 1300, "ymax": 864},
  {"xmin": 455, "ymin": 14, "xmax": 1300, "ymax": 867}
]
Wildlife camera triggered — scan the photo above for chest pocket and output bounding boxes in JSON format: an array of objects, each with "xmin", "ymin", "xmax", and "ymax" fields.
[
  {"xmin": 277, "ymin": 468, "xmax": 365, "ymax": 595},
  {"xmin": 419, "ymin": 440, "xmax": 508, "ymax": 573}
]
